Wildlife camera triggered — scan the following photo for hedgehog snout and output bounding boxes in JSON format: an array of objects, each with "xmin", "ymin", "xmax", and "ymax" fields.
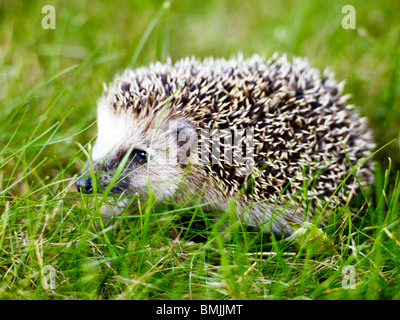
[{"xmin": 76, "ymin": 177, "xmax": 93, "ymax": 194}]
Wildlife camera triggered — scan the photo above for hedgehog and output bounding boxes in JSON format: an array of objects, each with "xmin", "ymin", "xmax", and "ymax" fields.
[{"xmin": 76, "ymin": 53, "xmax": 375, "ymax": 235}]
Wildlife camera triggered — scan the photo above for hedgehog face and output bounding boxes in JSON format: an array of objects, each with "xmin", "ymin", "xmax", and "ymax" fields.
[{"xmin": 77, "ymin": 97, "xmax": 199, "ymax": 200}]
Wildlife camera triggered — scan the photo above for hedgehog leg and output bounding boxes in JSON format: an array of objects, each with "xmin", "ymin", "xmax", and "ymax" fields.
[{"xmin": 237, "ymin": 200, "xmax": 305, "ymax": 236}]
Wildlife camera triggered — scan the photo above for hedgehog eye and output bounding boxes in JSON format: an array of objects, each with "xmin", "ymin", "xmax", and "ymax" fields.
[{"xmin": 129, "ymin": 149, "xmax": 147, "ymax": 163}]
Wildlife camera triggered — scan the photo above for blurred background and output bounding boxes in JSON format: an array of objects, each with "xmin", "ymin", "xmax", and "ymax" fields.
[{"xmin": 1, "ymin": 0, "xmax": 399, "ymax": 192}]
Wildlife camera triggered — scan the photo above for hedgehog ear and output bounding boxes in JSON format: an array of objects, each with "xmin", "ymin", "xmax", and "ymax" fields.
[
  {"xmin": 169, "ymin": 117, "xmax": 197, "ymax": 148},
  {"xmin": 168, "ymin": 117, "xmax": 197, "ymax": 164}
]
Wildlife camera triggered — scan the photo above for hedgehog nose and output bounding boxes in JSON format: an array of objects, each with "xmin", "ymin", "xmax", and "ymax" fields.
[{"xmin": 76, "ymin": 177, "xmax": 93, "ymax": 194}]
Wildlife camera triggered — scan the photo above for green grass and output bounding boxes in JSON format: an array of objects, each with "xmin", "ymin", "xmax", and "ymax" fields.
[{"xmin": 1, "ymin": 0, "xmax": 400, "ymax": 300}]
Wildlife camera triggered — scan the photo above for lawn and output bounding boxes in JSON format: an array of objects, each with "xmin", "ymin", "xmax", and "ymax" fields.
[{"xmin": 0, "ymin": 0, "xmax": 399, "ymax": 300}]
